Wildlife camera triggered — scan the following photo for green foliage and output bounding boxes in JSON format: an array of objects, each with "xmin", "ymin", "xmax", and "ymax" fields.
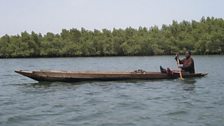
[{"xmin": 0, "ymin": 17, "xmax": 224, "ymax": 58}]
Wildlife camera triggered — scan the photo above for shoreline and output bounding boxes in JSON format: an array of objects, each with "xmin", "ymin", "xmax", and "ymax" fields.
[{"xmin": 0, "ymin": 54, "xmax": 223, "ymax": 59}]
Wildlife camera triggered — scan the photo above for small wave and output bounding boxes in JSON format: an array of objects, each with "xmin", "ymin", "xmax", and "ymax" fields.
[
  {"xmin": 99, "ymin": 122, "xmax": 136, "ymax": 126},
  {"xmin": 166, "ymin": 110, "xmax": 188, "ymax": 116}
]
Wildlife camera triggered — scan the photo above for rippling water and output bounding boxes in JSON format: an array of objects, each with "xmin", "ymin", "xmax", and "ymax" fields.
[{"xmin": 0, "ymin": 56, "xmax": 224, "ymax": 126}]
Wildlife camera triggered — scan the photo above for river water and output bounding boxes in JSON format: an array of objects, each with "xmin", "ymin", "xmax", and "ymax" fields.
[{"xmin": 0, "ymin": 56, "xmax": 224, "ymax": 126}]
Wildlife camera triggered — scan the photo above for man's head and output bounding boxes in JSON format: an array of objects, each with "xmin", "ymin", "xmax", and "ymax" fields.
[{"xmin": 185, "ymin": 50, "xmax": 191, "ymax": 58}]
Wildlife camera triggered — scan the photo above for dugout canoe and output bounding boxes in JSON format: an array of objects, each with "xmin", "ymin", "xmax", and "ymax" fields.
[{"xmin": 15, "ymin": 70, "xmax": 208, "ymax": 82}]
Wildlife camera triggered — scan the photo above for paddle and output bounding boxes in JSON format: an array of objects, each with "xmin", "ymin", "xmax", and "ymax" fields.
[{"xmin": 176, "ymin": 53, "xmax": 184, "ymax": 80}]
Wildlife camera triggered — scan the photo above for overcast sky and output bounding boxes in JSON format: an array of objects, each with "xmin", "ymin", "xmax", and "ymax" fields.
[{"xmin": 0, "ymin": 0, "xmax": 223, "ymax": 36}]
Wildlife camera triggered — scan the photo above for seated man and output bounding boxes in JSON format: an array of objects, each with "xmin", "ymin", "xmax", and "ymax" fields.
[{"xmin": 160, "ymin": 50, "xmax": 195, "ymax": 74}]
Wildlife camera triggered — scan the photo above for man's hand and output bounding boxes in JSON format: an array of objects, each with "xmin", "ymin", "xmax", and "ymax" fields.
[
  {"xmin": 175, "ymin": 52, "xmax": 179, "ymax": 61},
  {"xmin": 176, "ymin": 53, "xmax": 179, "ymax": 59}
]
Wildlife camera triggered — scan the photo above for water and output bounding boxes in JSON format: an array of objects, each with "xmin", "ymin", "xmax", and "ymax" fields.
[{"xmin": 0, "ymin": 56, "xmax": 224, "ymax": 126}]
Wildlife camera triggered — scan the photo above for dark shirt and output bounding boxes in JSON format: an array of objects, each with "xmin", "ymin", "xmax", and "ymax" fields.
[{"xmin": 176, "ymin": 56, "xmax": 195, "ymax": 73}]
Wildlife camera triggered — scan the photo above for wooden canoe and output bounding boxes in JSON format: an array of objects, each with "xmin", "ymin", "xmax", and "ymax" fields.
[{"xmin": 15, "ymin": 70, "xmax": 208, "ymax": 82}]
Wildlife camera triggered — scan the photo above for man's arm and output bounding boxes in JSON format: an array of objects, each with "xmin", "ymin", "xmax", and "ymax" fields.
[{"xmin": 175, "ymin": 53, "xmax": 183, "ymax": 64}]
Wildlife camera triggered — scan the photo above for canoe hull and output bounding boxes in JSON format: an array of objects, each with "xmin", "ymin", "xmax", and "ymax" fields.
[{"xmin": 15, "ymin": 70, "xmax": 208, "ymax": 82}]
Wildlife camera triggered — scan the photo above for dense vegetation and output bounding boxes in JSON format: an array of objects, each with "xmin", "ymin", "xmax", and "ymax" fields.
[{"xmin": 0, "ymin": 17, "xmax": 224, "ymax": 58}]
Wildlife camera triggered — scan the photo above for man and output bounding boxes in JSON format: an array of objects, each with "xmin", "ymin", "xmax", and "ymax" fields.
[
  {"xmin": 175, "ymin": 50, "xmax": 195, "ymax": 73},
  {"xmin": 160, "ymin": 50, "xmax": 195, "ymax": 74}
]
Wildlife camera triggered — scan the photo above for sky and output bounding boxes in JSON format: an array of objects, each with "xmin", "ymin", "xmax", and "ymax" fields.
[{"xmin": 0, "ymin": 0, "xmax": 223, "ymax": 36}]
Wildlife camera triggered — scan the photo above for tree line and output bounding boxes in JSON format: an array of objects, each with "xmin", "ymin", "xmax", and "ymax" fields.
[{"xmin": 0, "ymin": 17, "xmax": 224, "ymax": 58}]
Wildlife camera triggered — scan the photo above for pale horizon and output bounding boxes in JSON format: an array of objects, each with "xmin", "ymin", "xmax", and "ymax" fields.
[{"xmin": 0, "ymin": 0, "xmax": 224, "ymax": 36}]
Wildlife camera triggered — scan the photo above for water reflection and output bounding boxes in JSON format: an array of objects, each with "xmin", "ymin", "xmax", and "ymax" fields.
[
  {"xmin": 18, "ymin": 82, "xmax": 84, "ymax": 93},
  {"xmin": 182, "ymin": 84, "xmax": 196, "ymax": 91},
  {"xmin": 180, "ymin": 79, "xmax": 196, "ymax": 91},
  {"xmin": 182, "ymin": 79, "xmax": 197, "ymax": 84}
]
